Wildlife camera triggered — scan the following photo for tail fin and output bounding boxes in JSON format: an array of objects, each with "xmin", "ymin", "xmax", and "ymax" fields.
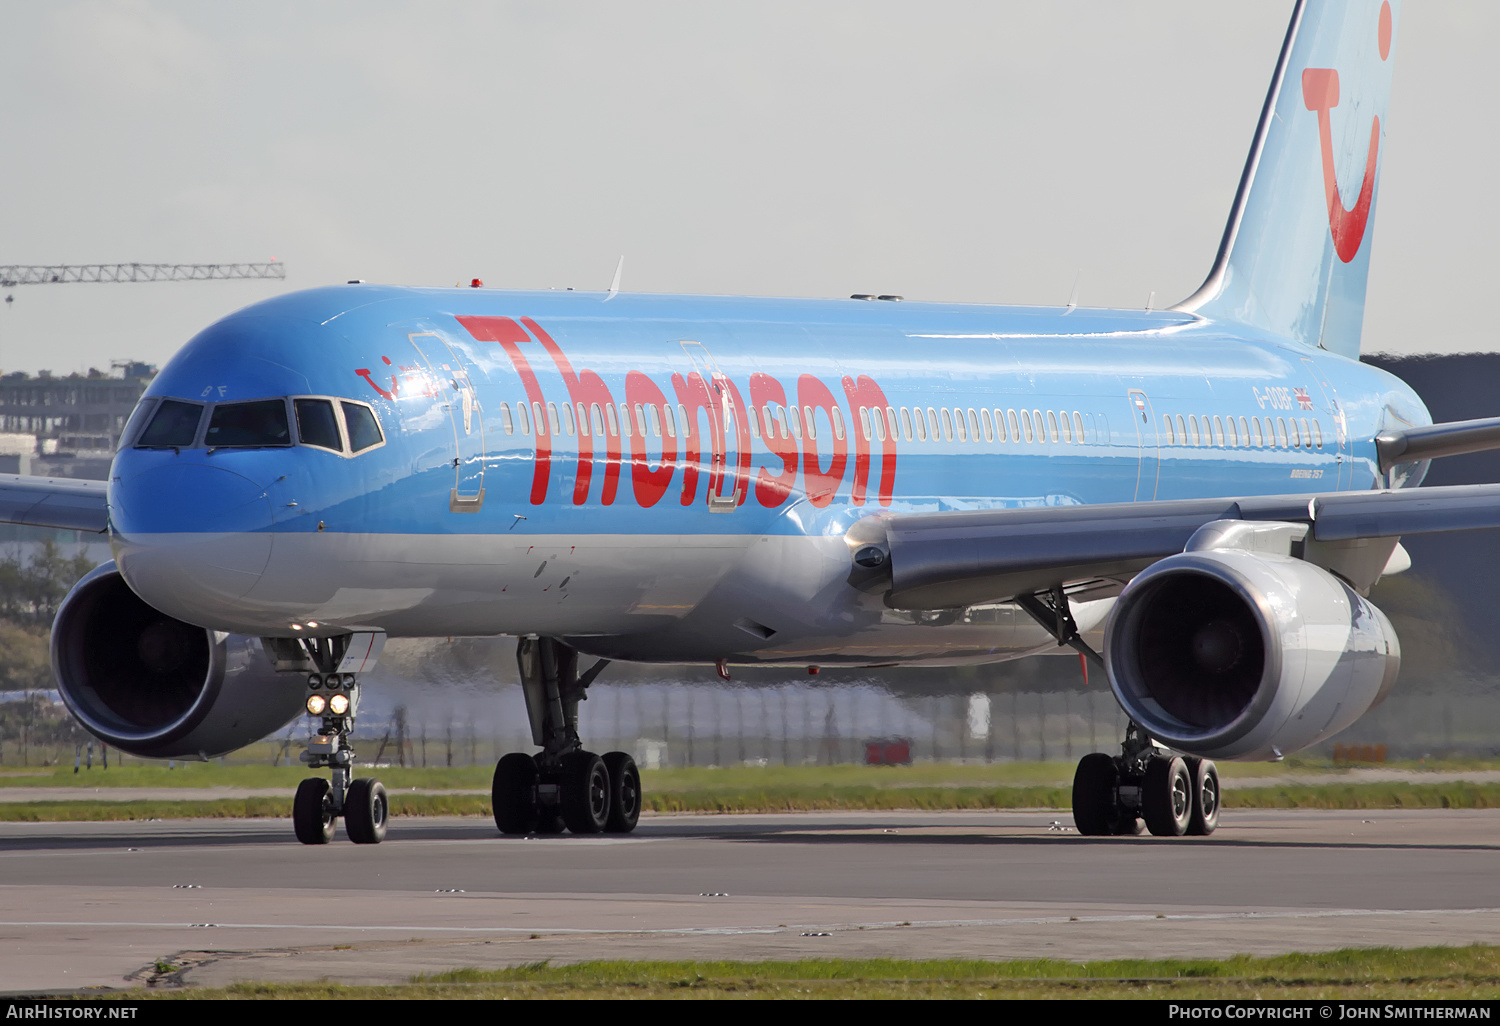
[{"xmin": 1174, "ymin": 0, "xmax": 1398, "ymax": 360}]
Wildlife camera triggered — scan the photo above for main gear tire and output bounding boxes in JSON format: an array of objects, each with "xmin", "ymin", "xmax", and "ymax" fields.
[
  {"xmin": 1142, "ymin": 756, "xmax": 1193, "ymax": 837},
  {"xmin": 492, "ymin": 753, "xmax": 539, "ymax": 835},
  {"xmin": 603, "ymin": 751, "xmax": 641, "ymax": 834},
  {"xmin": 560, "ymin": 751, "xmax": 610, "ymax": 835},
  {"xmin": 1071, "ymin": 753, "xmax": 1120, "ymax": 837},
  {"xmin": 1184, "ymin": 757, "xmax": 1221, "ymax": 836}
]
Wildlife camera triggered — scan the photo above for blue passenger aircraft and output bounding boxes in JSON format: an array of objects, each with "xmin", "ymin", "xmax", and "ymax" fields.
[{"xmin": 7, "ymin": 0, "xmax": 1500, "ymax": 843}]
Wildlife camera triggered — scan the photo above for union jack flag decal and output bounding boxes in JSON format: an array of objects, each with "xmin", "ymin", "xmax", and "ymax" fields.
[{"xmin": 1295, "ymin": 387, "xmax": 1314, "ymax": 411}]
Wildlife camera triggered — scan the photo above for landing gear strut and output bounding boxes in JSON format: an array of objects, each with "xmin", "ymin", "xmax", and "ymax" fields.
[
  {"xmin": 490, "ymin": 637, "xmax": 641, "ymax": 837},
  {"xmin": 1072, "ymin": 722, "xmax": 1219, "ymax": 837},
  {"xmin": 292, "ymin": 635, "xmax": 388, "ymax": 845}
]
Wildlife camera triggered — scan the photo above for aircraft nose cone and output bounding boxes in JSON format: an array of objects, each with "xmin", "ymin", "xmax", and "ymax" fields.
[{"xmin": 112, "ymin": 463, "xmax": 275, "ymax": 610}]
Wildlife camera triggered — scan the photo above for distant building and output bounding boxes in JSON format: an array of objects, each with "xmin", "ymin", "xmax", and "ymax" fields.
[{"xmin": 0, "ymin": 361, "xmax": 155, "ymax": 480}]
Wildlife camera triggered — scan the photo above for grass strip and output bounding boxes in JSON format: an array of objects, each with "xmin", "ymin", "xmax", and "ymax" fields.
[
  {"xmin": 0, "ymin": 765, "xmax": 496, "ymax": 790},
  {"xmin": 648, "ymin": 781, "xmax": 1500, "ymax": 812},
  {"xmin": 6, "ymin": 781, "xmax": 1500, "ymax": 821},
  {"xmin": 642, "ymin": 785, "xmax": 1073, "ymax": 813},
  {"xmin": 127, "ymin": 947, "xmax": 1500, "ymax": 999}
]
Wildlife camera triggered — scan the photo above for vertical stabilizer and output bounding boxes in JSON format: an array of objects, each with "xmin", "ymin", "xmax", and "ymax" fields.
[{"xmin": 1174, "ymin": 0, "xmax": 1398, "ymax": 360}]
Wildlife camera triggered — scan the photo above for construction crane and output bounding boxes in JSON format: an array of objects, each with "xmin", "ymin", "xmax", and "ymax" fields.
[{"xmin": 0, "ymin": 262, "xmax": 285, "ymax": 303}]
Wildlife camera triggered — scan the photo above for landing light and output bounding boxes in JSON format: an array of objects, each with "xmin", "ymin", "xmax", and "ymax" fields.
[
  {"xmin": 328, "ymin": 694, "xmax": 350, "ymax": 716},
  {"xmin": 306, "ymin": 694, "xmax": 327, "ymax": 716}
]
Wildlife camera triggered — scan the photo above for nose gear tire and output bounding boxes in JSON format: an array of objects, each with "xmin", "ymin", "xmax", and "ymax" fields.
[
  {"xmin": 293, "ymin": 777, "xmax": 335, "ymax": 845},
  {"xmin": 345, "ymin": 778, "xmax": 388, "ymax": 844}
]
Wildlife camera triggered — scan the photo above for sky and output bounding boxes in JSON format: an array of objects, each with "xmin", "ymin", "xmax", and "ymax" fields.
[{"xmin": 0, "ymin": 1, "xmax": 1494, "ymax": 376}]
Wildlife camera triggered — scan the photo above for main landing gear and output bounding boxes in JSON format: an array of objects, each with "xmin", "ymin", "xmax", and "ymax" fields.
[
  {"xmin": 1013, "ymin": 585, "xmax": 1219, "ymax": 839},
  {"xmin": 1072, "ymin": 722, "xmax": 1219, "ymax": 837},
  {"xmin": 491, "ymin": 637, "xmax": 641, "ymax": 837},
  {"xmin": 292, "ymin": 636, "xmax": 389, "ymax": 845}
]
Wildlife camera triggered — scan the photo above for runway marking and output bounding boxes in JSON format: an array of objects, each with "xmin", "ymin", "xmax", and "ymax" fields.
[
  {"xmin": 2, "ymin": 907, "xmax": 1499, "ymax": 937},
  {"xmin": 0, "ymin": 836, "xmax": 666, "ymax": 859}
]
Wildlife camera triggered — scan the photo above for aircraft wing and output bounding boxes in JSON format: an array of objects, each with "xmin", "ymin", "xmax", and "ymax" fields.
[
  {"xmin": 865, "ymin": 483, "xmax": 1500, "ymax": 610},
  {"xmin": 0, "ymin": 473, "xmax": 109, "ymax": 533}
]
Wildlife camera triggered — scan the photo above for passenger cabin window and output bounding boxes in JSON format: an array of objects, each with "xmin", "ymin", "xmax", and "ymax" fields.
[
  {"xmin": 341, "ymin": 402, "xmax": 383, "ymax": 452},
  {"xmin": 206, "ymin": 400, "xmax": 291, "ymax": 448},
  {"xmin": 136, "ymin": 399, "xmax": 202, "ymax": 448},
  {"xmin": 295, "ymin": 399, "xmax": 342, "ymax": 451}
]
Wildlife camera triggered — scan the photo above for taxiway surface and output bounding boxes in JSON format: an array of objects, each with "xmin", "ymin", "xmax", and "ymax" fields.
[{"xmin": 1, "ymin": 809, "xmax": 1497, "ymax": 991}]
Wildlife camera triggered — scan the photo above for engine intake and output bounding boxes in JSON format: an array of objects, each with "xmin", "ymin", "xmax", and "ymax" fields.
[
  {"xmin": 1105, "ymin": 547, "xmax": 1400, "ymax": 761},
  {"xmin": 52, "ymin": 562, "xmax": 305, "ymax": 759}
]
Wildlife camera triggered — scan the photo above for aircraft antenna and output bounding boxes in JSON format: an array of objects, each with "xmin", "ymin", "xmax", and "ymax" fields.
[
  {"xmin": 606, "ymin": 255, "xmax": 624, "ymax": 299},
  {"xmin": 1065, "ymin": 270, "xmax": 1081, "ymax": 313}
]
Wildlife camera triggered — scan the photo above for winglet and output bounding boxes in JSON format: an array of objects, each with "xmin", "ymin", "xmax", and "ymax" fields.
[{"xmin": 606, "ymin": 255, "xmax": 624, "ymax": 300}]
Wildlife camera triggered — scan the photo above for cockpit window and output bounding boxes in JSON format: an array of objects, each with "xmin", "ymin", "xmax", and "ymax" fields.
[
  {"xmin": 295, "ymin": 399, "xmax": 342, "ymax": 452},
  {"xmin": 206, "ymin": 399, "xmax": 291, "ymax": 448},
  {"xmin": 341, "ymin": 402, "xmax": 383, "ymax": 452},
  {"xmin": 119, "ymin": 397, "xmax": 160, "ymax": 451},
  {"xmin": 136, "ymin": 399, "xmax": 203, "ymax": 448}
]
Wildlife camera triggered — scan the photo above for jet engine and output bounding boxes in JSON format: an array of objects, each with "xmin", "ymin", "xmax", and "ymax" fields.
[
  {"xmin": 1104, "ymin": 542, "xmax": 1400, "ymax": 762},
  {"xmin": 51, "ymin": 561, "xmax": 305, "ymax": 759}
]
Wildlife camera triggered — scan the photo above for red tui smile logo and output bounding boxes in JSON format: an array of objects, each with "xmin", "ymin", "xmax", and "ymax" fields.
[{"xmin": 1300, "ymin": 1, "xmax": 1392, "ymax": 264}]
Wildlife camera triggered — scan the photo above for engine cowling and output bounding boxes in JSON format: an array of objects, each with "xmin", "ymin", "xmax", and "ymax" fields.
[
  {"xmin": 1104, "ymin": 548, "xmax": 1400, "ymax": 761},
  {"xmin": 51, "ymin": 561, "xmax": 305, "ymax": 759}
]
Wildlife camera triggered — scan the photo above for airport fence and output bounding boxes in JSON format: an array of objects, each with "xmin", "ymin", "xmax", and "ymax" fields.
[{"xmin": 4, "ymin": 684, "xmax": 1498, "ymax": 770}]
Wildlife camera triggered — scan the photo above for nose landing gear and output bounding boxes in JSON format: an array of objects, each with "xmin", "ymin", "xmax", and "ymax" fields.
[
  {"xmin": 290, "ymin": 633, "xmax": 389, "ymax": 845},
  {"xmin": 490, "ymin": 637, "xmax": 642, "ymax": 837}
]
